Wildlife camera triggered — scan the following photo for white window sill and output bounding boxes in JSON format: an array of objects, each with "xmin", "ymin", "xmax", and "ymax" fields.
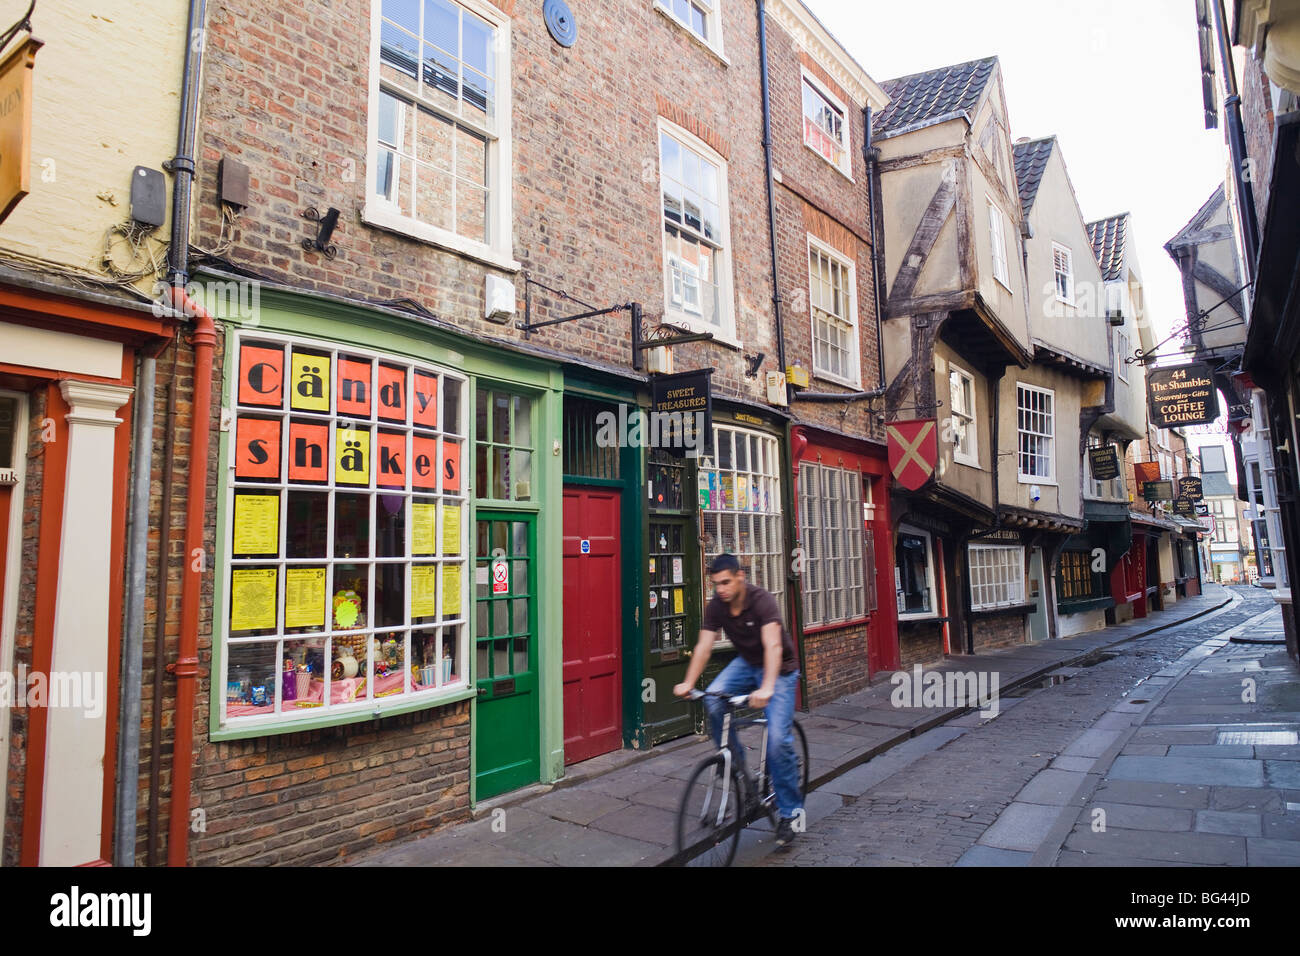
[
  {"xmin": 1018, "ymin": 475, "xmax": 1058, "ymax": 486},
  {"xmin": 661, "ymin": 311, "xmax": 740, "ymax": 350},
  {"xmin": 803, "ymin": 140, "xmax": 854, "ymax": 183},
  {"xmin": 953, "ymin": 453, "xmax": 980, "ymax": 469},
  {"xmin": 1056, "ymin": 294, "xmax": 1075, "ymax": 306},
  {"xmin": 897, "ymin": 611, "xmax": 939, "ymax": 622},
  {"xmin": 652, "ymin": 2, "xmax": 730, "ymax": 66},
  {"xmin": 813, "ymin": 367, "xmax": 862, "ymax": 390},
  {"xmin": 362, "ymin": 203, "xmax": 521, "ymax": 274},
  {"xmin": 994, "ymin": 273, "xmax": 1014, "ymax": 293}
]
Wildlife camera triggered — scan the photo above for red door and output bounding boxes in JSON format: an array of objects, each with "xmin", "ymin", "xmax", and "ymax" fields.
[{"xmin": 562, "ymin": 487, "xmax": 622, "ymax": 764}]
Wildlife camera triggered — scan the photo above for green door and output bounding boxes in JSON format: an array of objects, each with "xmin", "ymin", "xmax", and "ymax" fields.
[
  {"xmin": 643, "ymin": 516, "xmax": 698, "ymax": 744},
  {"xmin": 474, "ymin": 512, "xmax": 540, "ymax": 799}
]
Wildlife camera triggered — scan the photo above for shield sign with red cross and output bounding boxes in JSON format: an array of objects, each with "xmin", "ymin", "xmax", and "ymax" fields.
[{"xmin": 887, "ymin": 419, "xmax": 938, "ymax": 491}]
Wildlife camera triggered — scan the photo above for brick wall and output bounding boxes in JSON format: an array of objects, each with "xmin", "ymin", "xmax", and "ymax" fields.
[
  {"xmin": 970, "ymin": 612, "xmax": 1026, "ymax": 652},
  {"xmin": 898, "ymin": 622, "xmax": 944, "ymax": 669},
  {"xmin": 1241, "ymin": 51, "xmax": 1276, "ymax": 233},
  {"xmin": 801, "ymin": 622, "xmax": 869, "ymax": 707},
  {"xmin": 2, "ymin": 387, "xmax": 46, "ymax": 867}
]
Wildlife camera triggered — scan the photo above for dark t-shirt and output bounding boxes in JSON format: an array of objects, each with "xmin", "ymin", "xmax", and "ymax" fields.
[{"xmin": 702, "ymin": 584, "xmax": 797, "ymax": 674}]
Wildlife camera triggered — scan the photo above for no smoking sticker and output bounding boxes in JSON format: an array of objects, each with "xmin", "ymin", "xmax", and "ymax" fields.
[{"xmin": 491, "ymin": 557, "xmax": 509, "ymax": 594}]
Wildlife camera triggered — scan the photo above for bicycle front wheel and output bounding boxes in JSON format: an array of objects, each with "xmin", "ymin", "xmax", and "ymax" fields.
[{"xmin": 676, "ymin": 754, "xmax": 745, "ymax": 867}]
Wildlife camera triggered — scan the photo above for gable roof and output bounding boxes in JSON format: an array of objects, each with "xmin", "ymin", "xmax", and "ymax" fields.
[
  {"xmin": 874, "ymin": 56, "xmax": 998, "ymax": 139},
  {"xmin": 1086, "ymin": 213, "xmax": 1129, "ymax": 281},
  {"xmin": 1165, "ymin": 184, "xmax": 1227, "ymax": 252},
  {"xmin": 1012, "ymin": 136, "xmax": 1055, "ymax": 218}
]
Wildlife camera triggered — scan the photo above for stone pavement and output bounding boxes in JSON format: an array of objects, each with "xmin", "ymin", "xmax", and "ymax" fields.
[
  {"xmin": 351, "ymin": 584, "xmax": 1236, "ymax": 867},
  {"xmin": 983, "ymin": 598, "xmax": 1300, "ymax": 867}
]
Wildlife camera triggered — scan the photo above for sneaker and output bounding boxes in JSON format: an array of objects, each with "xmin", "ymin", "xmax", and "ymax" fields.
[{"xmin": 774, "ymin": 817, "xmax": 797, "ymax": 849}]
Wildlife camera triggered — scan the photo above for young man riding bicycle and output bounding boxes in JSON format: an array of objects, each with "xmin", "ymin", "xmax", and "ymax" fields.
[{"xmin": 673, "ymin": 552, "xmax": 804, "ymax": 848}]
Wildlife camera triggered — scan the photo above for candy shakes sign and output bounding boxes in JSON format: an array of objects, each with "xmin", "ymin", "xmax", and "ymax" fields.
[{"xmin": 1147, "ymin": 362, "xmax": 1220, "ymax": 428}]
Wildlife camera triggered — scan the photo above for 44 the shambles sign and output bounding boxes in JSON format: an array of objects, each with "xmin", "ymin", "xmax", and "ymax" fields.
[{"xmin": 1148, "ymin": 363, "xmax": 1220, "ymax": 428}]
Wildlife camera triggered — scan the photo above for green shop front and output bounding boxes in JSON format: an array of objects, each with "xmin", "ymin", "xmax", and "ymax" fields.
[{"xmin": 208, "ymin": 285, "xmax": 565, "ymax": 805}]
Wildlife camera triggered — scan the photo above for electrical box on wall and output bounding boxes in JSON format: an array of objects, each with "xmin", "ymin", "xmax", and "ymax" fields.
[
  {"xmin": 219, "ymin": 156, "xmax": 250, "ymax": 208},
  {"xmin": 485, "ymin": 275, "xmax": 515, "ymax": 323},
  {"xmin": 130, "ymin": 166, "xmax": 167, "ymax": 227},
  {"xmin": 766, "ymin": 370, "xmax": 788, "ymax": 406}
]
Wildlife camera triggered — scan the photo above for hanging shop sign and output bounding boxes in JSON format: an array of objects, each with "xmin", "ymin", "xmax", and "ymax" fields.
[
  {"xmin": 1173, "ymin": 496, "xmax": 1196, "ymax": 517},
  {"xmin": 886, "ymin": 419, "xmax": 938, "ymax": 492},
  {"xmin": 1142, "ymin": 479, "xmax": 1174, "ymax": 502},
  {"xmin": 1088, "ymin": 446, "xmax": 1120, "ymax": 481},
  {"xmin": 0, "ymin": 36, "xmax": 40, "ymax": 224},
  {"xmin": 1178, "ymin": 476, "xmax": 1203, "ymax": 501},
  {"xmin": 1147, "ymin": 363, "xmax": 1220, "ymax": 428},
  {"xmin": 650, "ymin": 368, "xmax": 713, "ymax": 458}
]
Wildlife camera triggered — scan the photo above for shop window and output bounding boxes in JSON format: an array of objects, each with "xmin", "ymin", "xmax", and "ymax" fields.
[
  {"xmin": 476, "ymin": 387, "xmax": 534, "ymax": 501},
  {"xmin": 895, "ymin": 527, "xmax": 935, "ymax": 618},
  {"xmin": 798, "ymin": 462, "xmax": 865, "ymax": 627},
  {"xmin": 968, "ymin": 544, "xmax": 1024, "ymax": 610},
  {"xmin": 369, "ymin": 0, "xmax": 511, "ymax": 261},
  {"xmin": 222, "ymin": 333, "xmax": 468, "ymax": 728},
  {"xmin": 700, "ymin": 424, "xmax": 784, "ymax": 617},
  {"xmin": 1057, "ymin": 550, "xmax": 1104, "ymax": 603}
]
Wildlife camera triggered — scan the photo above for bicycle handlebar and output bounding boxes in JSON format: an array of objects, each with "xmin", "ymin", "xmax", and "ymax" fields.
[{"xmin": 686, "ymin": 689, "xmax": 752, "ymax": 707}]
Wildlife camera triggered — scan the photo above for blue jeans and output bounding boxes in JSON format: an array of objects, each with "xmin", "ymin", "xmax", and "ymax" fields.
[{"xmin": 703, "ymin": 656, "xmax": 803, "ymax": 819}]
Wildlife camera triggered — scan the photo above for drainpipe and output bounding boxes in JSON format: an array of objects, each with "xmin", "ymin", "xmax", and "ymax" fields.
[
  {"xmin": 864, "ymin": 105, "xmax": 886, "ymax": 391},
  {"xmin": 165, "ymin": 0, "xmax": 210, "ymax": 868},
  {"xmin": 755, "ymin": 0, "xmax": 788, "ymax": 404},
  {"xmin": 115, "ymin": 0, "xmax": 205, "ymax": 866},
  {"xmin": 1212, "ymin": 0, "xmax": 1259, "ymax": 277}
]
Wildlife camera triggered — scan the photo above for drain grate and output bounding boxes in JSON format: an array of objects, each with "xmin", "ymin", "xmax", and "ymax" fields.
[{"xmin": 1217, "ymin": 730, "xmax": 1299, "ymax": 746}]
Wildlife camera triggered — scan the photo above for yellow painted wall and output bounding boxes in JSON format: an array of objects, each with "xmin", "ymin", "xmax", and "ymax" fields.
[{"xmin": 0, "ymin": 1, "xmax": 187, "ymax": 292}]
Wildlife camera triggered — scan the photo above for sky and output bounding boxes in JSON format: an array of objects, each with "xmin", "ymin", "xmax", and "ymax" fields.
[{"xmin": 801, "ymin": 0, "xmax": 1238, "ymax": 469}]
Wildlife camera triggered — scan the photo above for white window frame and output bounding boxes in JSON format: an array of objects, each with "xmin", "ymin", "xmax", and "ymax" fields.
[
  {"xmin": 1052, "ymin": 242, "xmax": 1074, "ymax": 304},
  {"xmin": 949, "ymin": 364, "xmax": 978, "ymax": 467},
  {"xmin": 652, "ymin": 0, "xmax": 727, "ymax": 61},
  {"xmin": 968, "ymin": 543, "xmax": 1025, "ymax": 611},
  {"xmin": 896, "ymin": 525, "xmax": 937, "ymax": 621},
  {"xmin": 807, "ymin": 234, "xmax": 861, "ymax": 387},
  {"xmin": 1116, "ymin": 330, "xmax": 1130, "ymax": 383},
  {"xmin": 988, "ymin": 199, "xmax": 1010, "ymax": 289},
  {"xmin": 799, "ymin": 462, "xmax": 867, "ymax": 628},
  {"xmin": 800, "ymin": 68, "xmax": 852, "ymax": 179},
  {"xmin": 363, "ymin": 0, "xmax": 517, "ymax": 272},
  {"xmin": 700, "ymin": 424, "xmax": 785, "ymax": 620},
  {"xmin": 657, "ymin": 117, "xmax": 738, "ymax": 345},
  {"xmin": 1087, "ymin": 434, "xmax": 1125, "ymax": 500},
  {"xmin": 1017, "ymin": 382, "xmax": 1056, "ymax": 484}
]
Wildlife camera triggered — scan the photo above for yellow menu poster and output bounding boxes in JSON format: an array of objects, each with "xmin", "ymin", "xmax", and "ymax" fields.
[
  {"xmin": 411, "ymin": 565, "xmax": 437, "ymax": 617},
  {"xmin": 673, "ymin": 588, "xmax": 684, "ymax": 615},
  {"xmin": 442, "ymin": 564, "xmax": 462, "ymax": 617},
  {"xmin": 441, "ymin": 505, "xmax": 461, "ymax": 555},
  {"xmin": 233, "ymin": 495, "xmax": 279, "ymax": 555},
  {"xmin": 412, "ymin": 502, "xmax": 436, "ymax": 555},
  {"xmin": 284, "ymin": 567, "xmax": 326, "ymax": 628},
  {"xmin": 230, "ymin": 568, "xmax": 277, "ymax": 631}
]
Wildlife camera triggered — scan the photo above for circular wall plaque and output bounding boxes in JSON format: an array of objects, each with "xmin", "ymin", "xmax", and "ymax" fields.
[{"xmin": 544, "ymin": 0, "xmax": 577, "ymax": 47}]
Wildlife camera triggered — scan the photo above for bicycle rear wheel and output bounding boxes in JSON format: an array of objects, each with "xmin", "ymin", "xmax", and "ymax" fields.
[
  {"xmin": 676, "ymin": 754, "xmax": 745, "ymax": 867},
  {"xmin": 762, "ymin": 718, "xmax": 810, "ymax": 819}
]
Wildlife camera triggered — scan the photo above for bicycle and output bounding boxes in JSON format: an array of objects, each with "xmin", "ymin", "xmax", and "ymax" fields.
[{"xmin": 675, "ymin": 689, "xmax": 810, "ymax": 866}]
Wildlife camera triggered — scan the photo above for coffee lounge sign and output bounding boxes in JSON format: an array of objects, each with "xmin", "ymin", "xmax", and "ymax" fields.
[
  {"xmin": 0, "ymin": 36, "xmax": 40, "ymax": 224},
  {"xmin": 1148, "ymin": 362, "xmax": 1220, "ymax": 428}
]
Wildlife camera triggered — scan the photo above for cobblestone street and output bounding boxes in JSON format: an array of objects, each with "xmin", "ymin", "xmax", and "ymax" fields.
[{"xmin": 758, "ymin": 587, "xmax": 1299, "ymax": 867}]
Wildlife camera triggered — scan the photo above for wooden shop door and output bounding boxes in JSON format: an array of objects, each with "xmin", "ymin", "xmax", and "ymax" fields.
[
  {"xmin": 473, "ymin": 513, "xmax": 540, "ymax": 800},
  {"xmin": 561, "ymin": 487, "xmax": 623, "ymax": 764}
]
